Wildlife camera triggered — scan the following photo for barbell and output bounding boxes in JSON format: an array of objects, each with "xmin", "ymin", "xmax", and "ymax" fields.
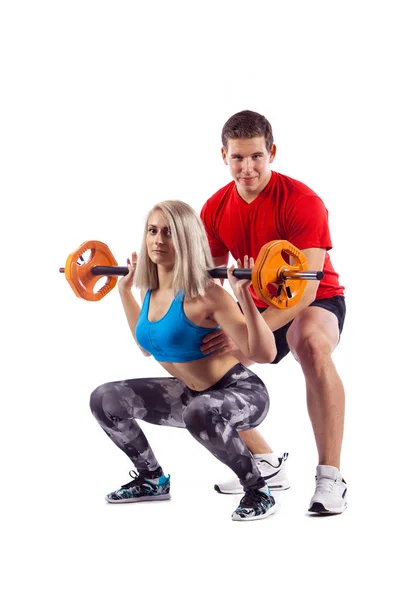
[{"xmin": 59, "ymin": 239, "xmax": 323, "ymax": 309}]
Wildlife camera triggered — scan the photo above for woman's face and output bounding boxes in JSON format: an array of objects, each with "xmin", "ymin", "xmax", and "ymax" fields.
[{"xmin": 146, "ymin": 209, "xmax": 175, "ymax": 268}]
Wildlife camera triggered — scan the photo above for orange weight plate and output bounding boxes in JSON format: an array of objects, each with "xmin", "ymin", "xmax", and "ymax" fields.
[
  {"xmin": 64, "ymin": 240, "xmax": 119, "ymax": 301},
  {"xmin": 251, "ymin": 240, "xmax": 308, "ymax": 309}
]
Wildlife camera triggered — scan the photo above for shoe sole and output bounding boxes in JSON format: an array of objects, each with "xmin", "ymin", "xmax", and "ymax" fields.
[
  {"xmin": 308, "ymin": 501, "xmax": 347, "ymax": 514},
  {"xmin": 106, "ymin": 493, "xmax": 171, "ymax": 504},
  {"xmin": 215, "ymin": 482, "xmax": 291, "ymax": 494},
  {"xmin": 231, "ymin": 502, "xmax": 280, "ymax": 522}
]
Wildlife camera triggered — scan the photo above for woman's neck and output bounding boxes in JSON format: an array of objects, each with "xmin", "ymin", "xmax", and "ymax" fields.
[{"xmin": 157, "ymin": 267, "xmax": 174, "ymax": 291}]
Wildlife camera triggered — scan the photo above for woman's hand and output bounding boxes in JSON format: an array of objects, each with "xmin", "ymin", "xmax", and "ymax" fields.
[
  {"xmin": 227, "ymin": 255, "xmax": 254, "ymax": 299},
  {"xmin": 118, "ymin": 252, "xmax": 138, "ymax": 293}
]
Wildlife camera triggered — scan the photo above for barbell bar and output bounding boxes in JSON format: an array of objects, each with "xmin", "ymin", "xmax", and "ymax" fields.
[{"xmin": 59, "ymin": 239, "xmax": 323, "ymax": 309}]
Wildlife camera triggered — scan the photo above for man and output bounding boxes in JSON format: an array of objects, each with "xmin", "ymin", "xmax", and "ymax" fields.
[{"xmin": 200, "ymin": 110, "xmax": 347, "ymax": 514}]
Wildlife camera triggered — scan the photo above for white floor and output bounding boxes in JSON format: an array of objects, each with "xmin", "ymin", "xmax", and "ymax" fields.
[{"xmin": 3, "ymin": 456, "xmax": 395, "ymax": 599}]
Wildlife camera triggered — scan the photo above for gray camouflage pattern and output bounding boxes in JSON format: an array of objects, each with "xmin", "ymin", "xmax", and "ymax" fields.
[{"xmin": 90, "ymin": 364, "xmax": 270, "ymax": 491}]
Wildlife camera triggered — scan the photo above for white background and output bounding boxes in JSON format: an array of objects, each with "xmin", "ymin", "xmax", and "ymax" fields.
[{"xmin": 1, "ymin": 1, "xmax": 399, "ymax": 598}]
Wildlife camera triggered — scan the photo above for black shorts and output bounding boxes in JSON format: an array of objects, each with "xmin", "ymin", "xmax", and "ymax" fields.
[{"xmin": 256, "ymin": 295, "xmax": 346, "ymax": 365}]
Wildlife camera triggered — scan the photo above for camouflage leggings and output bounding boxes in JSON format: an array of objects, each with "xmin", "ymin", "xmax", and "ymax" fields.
[{"xmin": 90, "ymin": 364, "xmax": 270, "ymax": 491}]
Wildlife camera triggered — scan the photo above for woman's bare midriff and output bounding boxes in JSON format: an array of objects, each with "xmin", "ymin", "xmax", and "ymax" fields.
[{"xmin": 159, "ymin": 353, "xmax": 241, "ymax": 391}]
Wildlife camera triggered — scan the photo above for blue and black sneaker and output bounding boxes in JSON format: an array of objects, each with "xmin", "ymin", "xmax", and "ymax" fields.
[
  {"xmin": 106, "ymin": 470, "xmax": 171, "ymax": 504},
  {"xmin": 231, "ymin": 486, "xmax": 279, "ymax": 521}
]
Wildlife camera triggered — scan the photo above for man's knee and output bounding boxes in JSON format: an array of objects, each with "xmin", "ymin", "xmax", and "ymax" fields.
[
  {"xmin": 288, "ymin": 308, "xmax": 339, "ymax": 366},
  {"xmin": 289, "ymin": 331, "xmax": 332, "ymax": 368}
]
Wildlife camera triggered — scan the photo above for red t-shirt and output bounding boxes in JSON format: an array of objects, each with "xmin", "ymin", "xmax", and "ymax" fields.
[{"xmin": 201, "ymin": 171, "xmax": 344, "ymax": 308}]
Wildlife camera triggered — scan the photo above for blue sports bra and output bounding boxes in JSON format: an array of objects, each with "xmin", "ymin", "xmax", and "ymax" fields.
[{"xmin": 135, "ymin": 290, "xmax": 219, "ymax": 362}]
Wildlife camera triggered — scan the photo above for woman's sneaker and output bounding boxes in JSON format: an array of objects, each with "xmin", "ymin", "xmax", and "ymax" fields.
[
  {"xmin": 232, "ymin": 486, "xmax": 279, "ymax": 521},
  {"xmin": 308, "ymin": 465, "xmax": 347, "ymax": 514},
  {"xmin": 106, "ymin": 470, "xmax": 171, "ymax": 503},
  {"xmin": 215, "ymin": 452, "xmax": 290, "ymax": 494}
]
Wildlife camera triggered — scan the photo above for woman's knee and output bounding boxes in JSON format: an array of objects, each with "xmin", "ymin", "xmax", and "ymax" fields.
[
  {"xmin": 183, "ymin": 397, "xmax": 214, "ymax": 431},
  {"xmin": 89, "ymin": 383, "xmax": 119, "ymax": 420},
  {"xmin": 251, "ymin": 391, "xmax": 270, "ymax": 427}
]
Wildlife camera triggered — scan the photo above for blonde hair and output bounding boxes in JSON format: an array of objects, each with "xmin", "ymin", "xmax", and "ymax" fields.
[{"xmin": 134, "ymin": 200, "xmax": 215, "ymax": 299}]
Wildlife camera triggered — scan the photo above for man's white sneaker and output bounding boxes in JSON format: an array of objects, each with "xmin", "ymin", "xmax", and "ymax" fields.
[
  {"xmin": 308, "ymin": 465, "xmax": 347, "ymax": 514},
  {"xmin": 214, "ymin": 453, "xmax": 290, "ymax": 494}
]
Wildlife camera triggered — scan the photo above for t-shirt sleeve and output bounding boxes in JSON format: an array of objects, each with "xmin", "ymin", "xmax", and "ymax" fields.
[
  {"xmin": 285, "ymin": 194, "xmax": 332, "ymax": 250},
  {"xmin": 200, "ymin": 201, "xmax": 229, "ymax": 257}
]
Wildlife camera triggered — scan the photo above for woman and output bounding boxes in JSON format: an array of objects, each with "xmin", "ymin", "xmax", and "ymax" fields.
[{"xmin": 90, "ymin": 200, "xmax": 278, "ymax": 521}]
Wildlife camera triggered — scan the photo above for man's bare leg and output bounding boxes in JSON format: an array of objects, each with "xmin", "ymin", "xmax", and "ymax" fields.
[
  {"xmin": 287, "ymin": 306, "xmax": 345, "ymax": 468},
  {"xmin": 238, "ymin": 429, "xmax": 273, "ymax": 454},
  {"xmin": 286, "ymin": 306, "xmax": 347, "ymax": 513}
]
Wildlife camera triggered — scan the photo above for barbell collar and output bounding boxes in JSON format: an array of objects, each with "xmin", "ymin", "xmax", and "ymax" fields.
[{"xmin": 281, "ymin": 269, "xmax": 324, "ymax": 281}]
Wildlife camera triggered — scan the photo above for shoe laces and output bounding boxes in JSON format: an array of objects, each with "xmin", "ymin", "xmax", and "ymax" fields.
[
  {"xmin": 120, "ymin": 469, "xmax": 147, "ymax": 490},
  {"xmin": 315, "ymin": 476, "xmax": 336, "ymax": 494},
  {"xmin": 239, "ymin": 488, "xmax": 270, "ymax": 509}
]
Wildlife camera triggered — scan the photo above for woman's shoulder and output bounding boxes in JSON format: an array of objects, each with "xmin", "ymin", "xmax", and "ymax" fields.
[
  {"xmin": 183, "ymin": 282, "xmax": 234, "ymax": 326},
  {"xmin": 201, "ymin": 281, "xmax": 234, "ymax": 308},
  {"xmin": 184, "ymin": 282, "xmax": 226, "ymax": 307},
  {"xmin": 139, "ymin": 288, "xmax": 150, "ymax": 300}
]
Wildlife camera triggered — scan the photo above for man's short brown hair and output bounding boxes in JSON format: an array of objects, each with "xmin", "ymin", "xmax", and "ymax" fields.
[{"xmin": 221, "ymin": 110, "xmax": 274, "ymax": 151}]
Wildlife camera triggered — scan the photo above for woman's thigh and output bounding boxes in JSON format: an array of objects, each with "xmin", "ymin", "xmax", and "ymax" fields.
[
  {"xmin": 183, "ymin": 365, "xmax": 270, "ymax": 431},
  {"xmin": 91, "ymin": 376, "xmax": 191, "ymax": 428}
]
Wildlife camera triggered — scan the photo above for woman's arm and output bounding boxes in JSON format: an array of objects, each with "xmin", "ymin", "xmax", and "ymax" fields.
[
  {"xmin": 118, "ymin": 253, "xmax": 151, "ymax": 357},
  {"xmin": 208, "ymin": 258, "xmax": 277, "ymax": 364}
]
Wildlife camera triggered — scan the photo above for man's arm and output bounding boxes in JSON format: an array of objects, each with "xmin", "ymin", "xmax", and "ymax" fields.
[{"xmin": 212, "ymin": 253, "xmax": 230, "ymax": 267}]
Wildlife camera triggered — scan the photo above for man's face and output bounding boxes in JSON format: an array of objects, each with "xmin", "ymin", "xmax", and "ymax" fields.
[{"xmin": 222, "ymin": 136, "xmax": 276, "ymax": 198}]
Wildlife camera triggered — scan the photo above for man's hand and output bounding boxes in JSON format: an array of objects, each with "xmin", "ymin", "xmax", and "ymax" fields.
[
  {"xmin": 200, "ymin": 329, "xmax": 255, "ymax": 366},
  {"xmin": 200, "ymin": 328, "xmax": 239, "ymax": 356}
]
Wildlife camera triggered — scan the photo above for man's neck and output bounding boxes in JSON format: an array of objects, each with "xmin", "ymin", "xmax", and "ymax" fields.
[
  {"xmin": 236, "ymin": 171, "xmax": 273, "ymax": 204},
  {"xmin": 237, "ymin": 190, "xmax": 260, "ymax": 204}
]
